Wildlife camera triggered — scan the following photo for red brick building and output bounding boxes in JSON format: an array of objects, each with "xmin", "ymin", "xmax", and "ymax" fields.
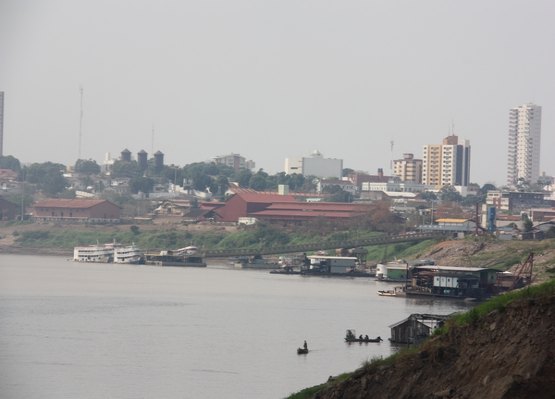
[
  {"xmin": 202, "ymin": 189, "xmax": 370, "ymax": 224},
  {"xmin": 32, "ymin": 199, "xmax": 121, "ymax": 223}
]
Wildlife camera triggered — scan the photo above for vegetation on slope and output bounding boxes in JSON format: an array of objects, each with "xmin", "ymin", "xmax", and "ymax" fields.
[{"xmin": 6, "ymin": 222, "xmax": 386, "ymax": 255}]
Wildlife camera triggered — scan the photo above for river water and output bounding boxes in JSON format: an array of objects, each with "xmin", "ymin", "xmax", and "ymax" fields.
[{"xmin": 0, "ymin": 254, "xmax": 472, "ymax": 399}]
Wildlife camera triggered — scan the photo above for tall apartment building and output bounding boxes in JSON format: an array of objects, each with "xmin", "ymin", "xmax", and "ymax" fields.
[
  {"xmin": 392, "ymin": 153, "xmax": 422, "ymax": 183},
  {"xmin": 212, "ymin": 153, "xmax": 255, "ymax": 173},
  {"xmin": 507, "ymin": 103, "xmax": 542, "ymax": 187},
  {"xmin": 0, "ymin": 91, "xmax": 4, "ymax": 157},
  {"xmin": 422, "ymin": 135, "xmax": 470, "ymax": 189}
]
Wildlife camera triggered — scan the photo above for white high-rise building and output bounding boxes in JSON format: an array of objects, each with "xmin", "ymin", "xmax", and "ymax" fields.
[
  {"xmin": 422, "ymin": 135, "xmax": 470, "ymax": 189},
  {"xmin": 0, "ymin": 91, "xmax": 4, "ymax": 157},
  {"xmin": 507, "ymin": 103, "xmax": 542, "ymax": 187}
]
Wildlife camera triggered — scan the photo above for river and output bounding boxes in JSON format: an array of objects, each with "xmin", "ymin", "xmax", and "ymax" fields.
[{"xmin": 0, "ymin": 254, "xmax": 472, "ymax": 399}]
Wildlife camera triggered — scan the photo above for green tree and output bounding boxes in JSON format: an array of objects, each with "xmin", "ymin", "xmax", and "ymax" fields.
[
  {"xmin": 439, "ymin": 185, "xmax": 462, "ymax": 202},
  {"xmin": 162, "ymin": 165, "xmax": 184, "ymax": 186},
  {"xmin": 342, "ymin": 168, "xmax": 354, "ymax": 177},
  {"xmin": 25, "ymin": 162, "xmax": 68, "ymax": 196},
  {"xmin": 322, "ymin": 185, "xmax": 353, "ymax": 202},
  {"xmin": 419, "ymin": 191, "xmax": 438, "ymax": 201},
  {"xmin": 111, "ymin": 160, "xmax": 140, "ymax": 178},
  {"xmin": 249, "ymin": 170, "xmax": 269, "ymax": 190},
  {"xmin": 74, "ymin": 159, "xmax": 101, "ymax": 175},
  {"xmin": 129, "ymin": 177, "xmax": 155, "ymax": 194},
  {"xmin": 0, "ymin": 155, "xmax": 21, "ymax": 173},
  {"xmin": 235, "ymin": 169, "xmax": 253, "ymax": 188},
  {"xmin": 522, "ymin": 214, "xmax": 533, "ymax": 232},
  {"xmin": 215, "ymin": 175, "xmax": 230, "ymax": 196}
]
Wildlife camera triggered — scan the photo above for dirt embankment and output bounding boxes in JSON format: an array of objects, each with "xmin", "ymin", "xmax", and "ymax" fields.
[
  {"xmin": 313, "ymin": 292, "xmax": 555, "ymax": 399},
  {"xmin": 415, "ymin": 238, "xmax": 555, "ymax": 283}
]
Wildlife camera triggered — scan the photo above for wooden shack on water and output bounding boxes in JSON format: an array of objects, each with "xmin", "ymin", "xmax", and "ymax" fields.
[{"xmin": 389, "ymin": 313, "xmax": 452, "ymax": 344}]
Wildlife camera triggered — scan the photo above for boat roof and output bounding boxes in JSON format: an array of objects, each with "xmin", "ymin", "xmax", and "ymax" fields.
[
  {"xmin": 307, "ymin": 255, "xmax": 358, "ymax": 260},
  {"xmin": 412, "ymin": 265, "xmax": 500, "ymax": 272}
]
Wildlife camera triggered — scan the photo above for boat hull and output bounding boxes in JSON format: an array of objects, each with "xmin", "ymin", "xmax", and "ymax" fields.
[{"xmin": 145, "ymin": 254, "xmax": 206, "ymax": 267}]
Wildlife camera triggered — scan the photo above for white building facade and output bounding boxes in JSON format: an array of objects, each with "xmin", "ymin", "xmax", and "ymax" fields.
[
  {"xmin": 507, "ymin": 103, "xmax": 542, "ymax": 187},
  {"xmin": 0, "ymin": 91, "xmax": 4, "ymax": 157},
  {"xmin": 422, "ymin": 135, "xmax": 470, "ymax": 190},
  {"xmin": 285, "ymin": 150, "xmax": 343, "ymax": 179}
]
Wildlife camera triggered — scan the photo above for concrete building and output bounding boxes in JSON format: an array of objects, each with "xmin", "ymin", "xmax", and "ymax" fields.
[
  {"xmin": 486, "ymin": 190, "xmax": 546, "ymax": 213},
  {"xmin": 422, "ymin": 135, "xmax": 470, "ymax": 189},
  {"xmin": 284, "ymin": 157, "xmax": 303, "ymax": 175},
  {"xmin": 361, "ymin": 180, "xmax": 431, "ymax": 193},
  {"xmin": 392, "ymin": 153, "xmax": 422, "ymax": 183},
  {"xmin": 212, "ymin": 153, "xmax": 255, "ymax": 173},
  {"xmin": 507, "ymin": 103, "xmax": 542, "ymax": 187},
  {"xmin": 0, "ymin": 91, "xmax": 3, "ymax": 157},
  {"xmin": 285, "ymin": 150, "xmax": 343, "ymax": 179}
]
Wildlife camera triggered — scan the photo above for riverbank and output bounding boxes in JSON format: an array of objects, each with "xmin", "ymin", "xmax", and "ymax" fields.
[
  {"xmin": 1, "ymin": 222, "xmax": 554, "ymax": 281},
  {"xmin": 290, "ymin": 280, "xmax": 555, "ymax": 399}
]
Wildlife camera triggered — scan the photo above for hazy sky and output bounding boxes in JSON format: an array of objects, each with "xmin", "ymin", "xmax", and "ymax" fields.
[{"xmin": 1, "ymin": 0, "xmax": 554, "ymax": 186}]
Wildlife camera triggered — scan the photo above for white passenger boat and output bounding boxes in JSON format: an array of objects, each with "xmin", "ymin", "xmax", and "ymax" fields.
[
  {"xmin": 113, "ymin": 244, "xmax": 144, "ymax": 264},
  {"xmin": 73, "ymin": 243, "xmax": 114, "ymax": 263},
  {"xmin": 144, "ymin": 246, "xmax": 206, "ymax": 267}
]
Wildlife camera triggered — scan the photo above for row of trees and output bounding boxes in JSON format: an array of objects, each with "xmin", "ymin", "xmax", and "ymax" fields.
[{"xmin": 0, "ymin": 154, "xmax": 529, "ymax": 207}]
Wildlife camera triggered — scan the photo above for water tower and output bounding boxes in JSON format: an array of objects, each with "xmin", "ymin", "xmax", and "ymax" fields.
[
  {"xmin": 137, "ymin": 150, "xmax": 148, "ymax": 170},
  {"xmin": 121, "ymin": 148, "xmax": 131, "ymax": 162},
  {"xmin": 154, "ymin": 150, "xmax": 164, "ymax": 171}
]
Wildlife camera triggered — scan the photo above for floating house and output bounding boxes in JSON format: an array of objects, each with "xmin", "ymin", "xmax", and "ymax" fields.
[
  {"xmin": 376, "ymin": 261, "xmax": 409, "ymax": 281},
  {"xmin": 303, "ymin": 255, "xmax": 358, "ymax": 275},
  {"xmin": 406, "ymin": 265, "xmax": 500, "ymax": 299},
  {"xmin": 389, "ymin": 313, "xmax": 451, "ymax": 344}
]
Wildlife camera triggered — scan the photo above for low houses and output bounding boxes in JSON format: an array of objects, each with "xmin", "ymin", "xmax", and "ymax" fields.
[
  {"xmin": 153, "ymin": 199, "xmax": 192, "ymax": 216},
  {"xmin": 32, "ymin": 199, "xmax": 121, "ymax": 223},
  {"xmin": 418, "ymin": 218, "xmax": 480, "ymax": 235},
  {"xmin": 316, "ymin": 178, "xmax": 357, "ymax": 195}
]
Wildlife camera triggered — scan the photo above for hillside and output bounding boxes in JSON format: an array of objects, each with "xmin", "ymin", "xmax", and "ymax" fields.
[
  {"xmin": 413, "ymin": 237, "xmax": 555, "ymax": 283},
  {"xmin": 292, "ymin": 281, "xmax": 555, "ymax": 399}
]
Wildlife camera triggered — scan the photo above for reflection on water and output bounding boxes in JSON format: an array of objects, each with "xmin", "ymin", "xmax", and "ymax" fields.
[{"xmin": 0, "ymin": 255, "xmax": 473, "ymax": 399}]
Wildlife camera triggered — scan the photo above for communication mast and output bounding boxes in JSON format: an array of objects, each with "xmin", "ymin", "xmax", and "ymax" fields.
[
  {"xmin": 78, "ymin": 86, "xmax": 84, "ymax": 160},
  {"xmin": 390, "ymin": 140, "xmax": 394, "ymax": 173},
  {"xmin": 151, "ymin": 123, "xmax": 155, "ymax": 155}
]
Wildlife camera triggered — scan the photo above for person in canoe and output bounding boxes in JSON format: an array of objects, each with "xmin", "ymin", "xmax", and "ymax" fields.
[{"xmin": 297, "ymin": 340, "xmax": 309, "ymax": 354}]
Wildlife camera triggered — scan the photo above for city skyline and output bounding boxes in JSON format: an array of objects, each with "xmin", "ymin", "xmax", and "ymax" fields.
[{"xmin": 1, "ymin": 1, "xmax": 554, "ymax": 185}]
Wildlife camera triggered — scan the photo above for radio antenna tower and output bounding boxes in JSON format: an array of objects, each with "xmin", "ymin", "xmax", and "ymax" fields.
[
  {"xmin": 78, "ymin": 86, "xmax": 84, "ymax": 160},
  {"xmin": 151, "ymin": 123, "xmax": 155, "ymax": 154},
  {"xmin": 390, "ymin": 140, "xmax": 394, "ymax": 173}
]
